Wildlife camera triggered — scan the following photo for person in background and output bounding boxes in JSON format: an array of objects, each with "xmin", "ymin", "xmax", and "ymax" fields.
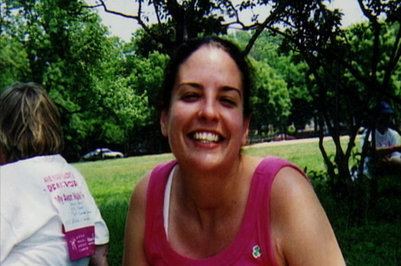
[
  {"xmin": 123, "ymin": 36, "xmax": 345, "ymax": 265},
  {"xmin": 362, "ymin": 101, "xmax": 401, "ymax": 178},
  {"xmin": 0, "ymin": 82, "xmax": 109, "ymax": 265}
]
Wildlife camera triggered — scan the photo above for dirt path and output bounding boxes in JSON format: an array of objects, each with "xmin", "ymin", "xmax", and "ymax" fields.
[{"xmin": 245, "ymin": 135, "xmax": 352, "ymax": 148}]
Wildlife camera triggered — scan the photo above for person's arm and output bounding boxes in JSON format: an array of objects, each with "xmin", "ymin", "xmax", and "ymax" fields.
[
  {"xmin": 90, "ymin": 244, "xmax": 109, "ymax": 266},
  {"xmin": 271, "ymin": 167, "xmax": 345, "ymax": 266},
  {"xmin": 123, "ymin": 175, "xmax": 150, "ymax": 266},
  {"xmin": 374, "ymin": 145, "xmax": 401, "ymax": 158}
]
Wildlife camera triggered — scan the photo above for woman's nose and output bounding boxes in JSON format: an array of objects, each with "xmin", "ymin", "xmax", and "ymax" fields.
[{"xmin": 198, "ymin": 98, "xmax": 218, "ymax": 121}]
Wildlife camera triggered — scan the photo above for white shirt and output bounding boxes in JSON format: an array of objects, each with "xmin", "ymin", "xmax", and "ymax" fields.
[
  {"xmin": 362, "ymin": 128, "xmax": 401, "ymax": 177},
  {"xmin": 0, "ymin": 155, "xmax": 109, "ymax": 265},
  {"xmin": 374, "ymin": 128, "xmax": 401, "ymax": 158}
]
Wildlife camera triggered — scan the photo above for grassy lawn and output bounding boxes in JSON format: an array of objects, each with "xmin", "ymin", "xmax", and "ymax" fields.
[{"xmin": 74, "ymin": 138, "xmax": 400, "ymax": 265}]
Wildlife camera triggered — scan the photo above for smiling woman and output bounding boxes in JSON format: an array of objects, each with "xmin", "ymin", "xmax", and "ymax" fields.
[
  {"xmin": 123, "ymin": 36, "xmax": 345, "ymax": 266},
  {"xmin": 160, "ymin": 43, "xmax": 249, "ymax": 173}
]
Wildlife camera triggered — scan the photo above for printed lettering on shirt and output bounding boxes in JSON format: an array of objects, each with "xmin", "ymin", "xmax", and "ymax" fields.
[{"xmin": 42, "ymin": 170, "xmax": 95, "ymax": 260}]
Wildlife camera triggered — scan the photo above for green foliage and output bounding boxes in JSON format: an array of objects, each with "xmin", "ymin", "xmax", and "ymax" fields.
[
  {"xmin": 287, "ymin": 124, "xmax": 296, "ymax": 135},
  {"xmin": 121, "ymin": 50, "xmax": 169, "ymax": 119},
  {"xmin": 129, "ymin": 24, "xmax": 178, "ymax": 57},
  {"xmin": 232, "ymin": 31, "xmax": 312, "ymax": 131},
  {"xmin": 0, "ymin": 36, "xmax": 29, "ymax": 90},
  {"xmin": 343, "ymin": 22, "xmax": 401, "ymax": 127},
  {"xmin": 328, "ymin": 174, "xmax": 401, "ymax": 266},
  {"xmin": 117, "ymin": 49, "xmax": 169, "ymax": 154},
  {"xmin": 90, "ymin": 75, "xmax": 151, "ymax": 144},
  {"xmin": 340, "ymin": 223, "xmax": 400, "ymax": 266},
  {"xmin": 251, "ymin": 59, "xmax": 291, "ymax": 130}
]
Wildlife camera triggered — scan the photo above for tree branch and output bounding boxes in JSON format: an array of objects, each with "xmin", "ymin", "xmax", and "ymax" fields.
[
  {"xmin": 242, "ymin": 2, "xmax": 287, "ymax": 56},
  {"xmin": 85, "ymin": 0, "xmax": 139, "ymax": 20},
  {"xmin": 357, "ymin": 0, "xmax": 381, "ymax": 86},
  {"xmin": 84, "ymin": 0, "xmax": 174, "ymax": 46}
]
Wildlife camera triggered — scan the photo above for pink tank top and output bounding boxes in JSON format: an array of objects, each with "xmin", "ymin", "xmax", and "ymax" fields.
[{"xmin": 144, "ymin": 157, "xmax": 304, "ymax": 265}]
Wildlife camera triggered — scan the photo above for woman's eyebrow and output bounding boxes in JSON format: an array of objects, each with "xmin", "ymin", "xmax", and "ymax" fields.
[
  {"xmin": 176, "ymin": 82, "xmax": 202, "ymax": 90},
  {"xmin": 221, "ymin": 86, "xmax": 242, "ymax": 97}
]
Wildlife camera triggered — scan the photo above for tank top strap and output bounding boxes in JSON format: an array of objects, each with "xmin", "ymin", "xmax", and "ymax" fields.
[
  {"xmin": 247, "ymin": 156, "xmax": 305, "ymax": 265},
  {"xmin": 251, "ymin": 156, "xmax": 303, "ymax": 197},
  {"xmin": 144, "ymin": 160, "xmax": 177, "ymax": 258}
]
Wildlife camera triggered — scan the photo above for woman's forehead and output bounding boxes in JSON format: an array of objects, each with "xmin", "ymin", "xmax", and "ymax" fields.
[{"xmin": 176, "ymin": 46, "xmax": 243, "ymax": 87}]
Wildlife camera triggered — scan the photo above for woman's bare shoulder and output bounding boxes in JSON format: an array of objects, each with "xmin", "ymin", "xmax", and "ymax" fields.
[
  {"xmin": 130, "ymin": 174, "xmax": 151, "ymax": 207},
  {"xmin": 123, "ymin": 174, "xmax": 152, "ymax": 266},
  {"xmin": 270, "ymin": 167, "xmax": 345, "ymax": 266}
]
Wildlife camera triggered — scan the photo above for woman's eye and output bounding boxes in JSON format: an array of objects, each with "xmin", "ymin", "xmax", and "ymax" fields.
[
  {"xmin": 220, "ymin": 97, "xmax": 237, "ymax": 107},
  {"xmin": 181, "ymin": 93, "xmax": 200, "ymax": 102}
]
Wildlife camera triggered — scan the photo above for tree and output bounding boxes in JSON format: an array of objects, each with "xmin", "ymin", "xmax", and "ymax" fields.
[
  {"xmin": 234, "ymin": 31, "xmax": 312, "ymax": 131},
  {"xmin": 85, "ymin": 0, "xmax": 289, "ymax": 55},
  {"xmin": 118, "ymin": 48, "xmax": 169, "ymax": 154},
  {"xmin": 86, "ymin": 0, "xmax": 234, "ymax": 55},
  {"xmin": 251, "ymin": 59, "xmax": 291, "ymax": 133},
  {"xmin": 259, "ymin": 0, "xmax": 401, "ymax": 190}
]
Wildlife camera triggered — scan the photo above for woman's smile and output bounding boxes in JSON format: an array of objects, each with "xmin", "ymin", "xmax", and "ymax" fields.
[{"xmin": 190, "ymin": 131, "xmax": 223, "ymax": 144}]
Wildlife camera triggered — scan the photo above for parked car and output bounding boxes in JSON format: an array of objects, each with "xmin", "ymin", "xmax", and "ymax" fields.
[
  {"xmin": 271, "ymin": 133, "xmax": 297, "ymax": 142},
  {"xmin": 81, "ymin": 148, "xmax": 124, "ymax": 161}
]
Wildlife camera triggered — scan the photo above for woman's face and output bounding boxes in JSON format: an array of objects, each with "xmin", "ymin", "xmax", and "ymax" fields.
[{"xmin": 161, "ymin": 45, "xmax": 250, "ymax": 171}]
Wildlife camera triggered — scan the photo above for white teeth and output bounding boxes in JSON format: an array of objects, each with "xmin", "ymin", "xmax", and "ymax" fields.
[{"xmin": 193, "ymin": 132, "xmax": 219, "ymax": 142}]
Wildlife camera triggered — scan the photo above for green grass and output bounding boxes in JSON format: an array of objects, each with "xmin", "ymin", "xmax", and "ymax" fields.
[
  {"xmin": 75, "ymin": 153, "xmax": 173, "ymax": 205},
  {"xmin": 74, "ymin": 138, "xmax": 400, "ymax": 265},
  {"xmin": 244, "ymin": 139, "xmax": 335, "ymax": 172}
]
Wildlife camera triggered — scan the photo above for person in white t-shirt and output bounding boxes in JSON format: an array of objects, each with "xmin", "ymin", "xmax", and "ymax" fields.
[
  {"xmin": 0, "ymin": 82, "xmax": 109, "ymax": 265},
  {"xmin": 362, "ymin": 101, "xmax": 401, "ymax": 177}
]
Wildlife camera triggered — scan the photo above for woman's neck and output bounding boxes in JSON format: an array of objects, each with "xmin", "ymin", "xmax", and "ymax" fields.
[
  {"xmin": 167, "ymin": 155, "xmax": 261, "ymax": 257},
  {"xmin": 174, "ymin": 155, "xmax": 260, "ymax": 220},
  {"xmin": 179, "ymin": 157, "xmax": 243, "ymax": 205}
]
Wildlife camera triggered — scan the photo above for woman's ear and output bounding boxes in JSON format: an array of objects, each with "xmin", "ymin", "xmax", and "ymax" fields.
[{"xmin": 160, "ymin": 111, "xmax": 168, "ymax": 137}]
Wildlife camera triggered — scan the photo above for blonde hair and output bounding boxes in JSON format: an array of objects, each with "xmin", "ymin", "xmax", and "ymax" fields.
[{"xmin": 0, "ymin": 82, "xmax": 63, "ymax": 163}]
